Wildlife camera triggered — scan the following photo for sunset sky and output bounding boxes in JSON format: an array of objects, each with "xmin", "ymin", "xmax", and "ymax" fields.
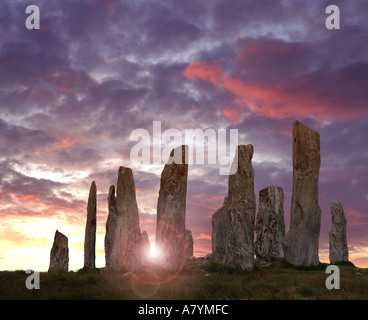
[{"xmin": 0, "ymin": 0, "xmax": 367, "ymax": 271}]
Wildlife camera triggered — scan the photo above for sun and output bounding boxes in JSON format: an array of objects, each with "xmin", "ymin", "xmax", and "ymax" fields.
[{"xmin": 148, "ymin": 245, "xmax": 162, "ymax": 261}]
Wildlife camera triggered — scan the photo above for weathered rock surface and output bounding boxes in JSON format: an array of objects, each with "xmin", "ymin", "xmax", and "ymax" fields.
[
  {"xmin": 223, "ymin": 145, "xmax": 256, "ymax": 271},
  {"xmin": 104, "ymin": 167, "xmax": 142, "ymax": 272},
  {"xmin": 140, "ymin": 231, "xmax": 151, "ymax": 263},
  {"xmin": 255, "ymin": 186, "xmax": 285, "ymax": 261},
  {"xmin": 105, "ymin": 185, "xmax": 117, "ymax": 268},
  {"xmin": 282, "ymin": 120, "xmax": 322, "ymax": 267},
  {"xmin": 49, "ymin": 230, "xmax": 69, "ymax": 272},
  {"xmin": 329, "ymin": 200, "xmax": 349, "ymax": 264},
  {"xmin": 211, "ymin": 197, "xmax": 229, "ymax": 259},
  {"xmin": 156, "ymin": 145, "xmax": 188, "ymax": 270},
  {"xmin": 84, "ymin": 181, "xmax": 97, "ymax": 269},
  {"xmin": 185, "ymin": 230, "xmax": 194, "ymax": 259}
]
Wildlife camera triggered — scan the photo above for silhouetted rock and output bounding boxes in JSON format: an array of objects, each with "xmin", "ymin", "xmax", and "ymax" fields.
[
  {"xmin": 255, "ymin": 186, "xmax": 285, "ymax": 261},
  {"xmin": 329, "ymin": 200, "xmax": 349, "ymax": 264},
  {"xmin": 49, "ymin": 230, "xmax": 68, "ymax": 272},
  {"xmin": 223, "ymin": 145, "xmax": 256, "ymax": 271},
  {"xmin": 156, "ymin": 145, "xmax": 188, "ymax": 270},
  {"xmin": 282, "ymin": 120, "xmax": 322, "ymax": 267},
  {"xmin": 84, "ymin": 181, "xmax": 97, "ymax": 269},
  {"xmin": 105, "ymin": 185, "xmax": 117, "ymax": 268},
  {"xmin": 211, "ymin": 197, "xmax": 229, "ymax": 259},
  {"xmin": 140, "ymin": 231, "xmax": 151, "ymax": 263},
  {"xmin": 104, "ymin": 167, "xmax": 142, "ymax": 272},
  {"xmin": 185, "ymin": 230, "xmax": 194, "ymax": 259}
]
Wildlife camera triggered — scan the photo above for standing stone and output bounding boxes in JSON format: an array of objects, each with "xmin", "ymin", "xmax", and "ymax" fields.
[
  {"xmin": 211, "ymin": 197, "xmax": 229, "ymax": 259},
  {"xmin": 255, "ymin": 186, "xmax": 285, "ymax": 261},
  {"xmin": 84, "ymin": 181, "xmax": 97, "ymax": 269},
  {"xmin": 282, "ymin": 120, "xmax": 322, "ymax": 267},
  {"xmin": 156, "ymin": 145, "xmax": 188, "ymax": 270},
  {"xmin": 329, "ymin": 200, "xmax": 349, "ymax": 264},
  {"xmin": 223, "ymin": 145, "xmax": 256, "ymax": 271},
  {"xmin": 104, "ymin": 167, "xmax": 142, "ymax": 272},
  {"xmin": 185, "ymin": 230, "xmax": 194, "ymax": 259},
  {"xmin": 48, "ymin": 230, "xmax": 69, "ymax": 272},
  {"xmin": 140, "ymin": 231, "xmax": 151, "ymax": 263},
  {"xmin": 105, "ymin": 185, "xmax": 117, "ymax": 269}
]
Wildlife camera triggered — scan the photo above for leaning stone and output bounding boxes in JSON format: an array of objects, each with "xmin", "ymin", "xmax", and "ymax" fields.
[
  {"xmin": 329, "ymin": 200, "xmax": 349, "ymax": 264},
  {"xmin": 282, "ymin": 120, "xmax": 322, "ymax": 267},
  {"xmin": 49, "ymin": 230, "xmax": 69, "ymax": 272},
  {"xmin": 140, "ymin": 231, "xmax": 151, "ymax": 263},
  {"xmin": 185, "ymin": 230, "xmax": 194, "ymax": 259}
]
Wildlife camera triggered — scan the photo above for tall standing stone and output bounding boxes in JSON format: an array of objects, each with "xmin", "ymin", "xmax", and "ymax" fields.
[
  {"xmin": 105, "ymin": 185, "xmax": 117, "ymax": 269},
  {"xmin": 156, "ymin": 145, "xmax": 188, "ymax": 270},
  {"xmin": 211, "ymin": 197, "xmax": 229, "ymax": 259},
  {"xmin": 104, "ymin": 167, "xmax": 142, "ymax": 272},
  {"xmin": 223, "ymin": 145, "xmax": 256, "ymax": 271},
  {"xmin": 282, "ymin": 120, "xmax": 322, "ymax": 267},
  {"xmin": 329, "ymin": 200, "xmax": 349, "ymax": 264},
  {"xmin": 185, "ymin": 230, "xmax": 194, "ymax": 259},
  {"xmin": 84, "ymin": 181, "xmax": 97, "ymax": 269},
  {"xmin": 255, "ymin": 186, "xmax": 285, "ymax": 261},
  {"xmin": 48, "ymin": 230, "xmax": 69, "ymax": 272}
]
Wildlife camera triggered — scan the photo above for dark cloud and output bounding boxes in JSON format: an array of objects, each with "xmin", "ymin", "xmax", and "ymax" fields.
[
  {"xmin": 0, "ymin": 0, "xmax": 367, "ymax": 267},
  {"xmin": 0, "ymin": 118, "xmax": 58, "ymax": 156}
]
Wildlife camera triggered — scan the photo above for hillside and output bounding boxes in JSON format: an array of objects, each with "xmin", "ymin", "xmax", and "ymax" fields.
[{"xmin": 0, "ymin": 258, "xmax": 367, "ymax": 300}]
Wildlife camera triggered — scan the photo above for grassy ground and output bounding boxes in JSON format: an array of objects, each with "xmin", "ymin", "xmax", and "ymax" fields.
[{"xmin": 0, "ymin": 258, "xmax": 367, "ymax": 300}]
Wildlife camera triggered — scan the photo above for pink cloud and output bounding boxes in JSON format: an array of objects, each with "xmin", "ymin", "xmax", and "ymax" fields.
[
  {"xmin": 183, "ymin": 58, "xmax": 368, "ymax": 122},
  {"xmin": 195, "ymin": 233, "xmax": 211, "ymax": 240}
]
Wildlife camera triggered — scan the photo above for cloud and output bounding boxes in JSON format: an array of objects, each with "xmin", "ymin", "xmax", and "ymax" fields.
[
  {"xmin": 0, "ymin": 160, "xmax": 85, "ymax": 221},
  {"xmin": 183, "ymin": 49, "xmax": 368, "ymax": 122},
  {"xmin": 0, "ymin": 118, "xmax": 58, "ymax": 156},
  {"xmin": 195, "ymin": 233, "xmax": 211, "ymax": 240}
]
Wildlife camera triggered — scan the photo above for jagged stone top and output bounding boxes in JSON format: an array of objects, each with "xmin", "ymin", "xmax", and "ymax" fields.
[
  {"xmin": 107, "ymin": 185, "xmax": 115, "ymax": 201},
  {"xmin": 167, "ymin": 145, "xmax": 189, "ymax": 165},
  {"xmin": 331, "ymin": 200, "xmax": 347, "ymax": 226},
  {"xmin": 116, "ymin": 166, "xmax": 139, "ymax": 218},
  {"xmin": 87, "ymin": 181, "xmax": 97, "ymax": 219},
  {"xmin": 229, "ymin": 144, "xmax": 253, "ymax": 176},
  {"xmin": 54, "ymin": 229, "xmax": 68, "ymax": 243}
]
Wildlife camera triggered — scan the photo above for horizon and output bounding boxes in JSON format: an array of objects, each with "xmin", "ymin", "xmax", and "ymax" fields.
[{"xmin": 0, "ymin": 0, "xmax": 367, "ymax": 271}]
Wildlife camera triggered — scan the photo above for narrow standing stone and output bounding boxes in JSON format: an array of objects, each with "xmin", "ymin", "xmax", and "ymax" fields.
[
  {"xmin": 223, "ymin": 145, "xmax": 256, "ymax": 271},
  {"xmin": 255, "ymin": 186, "xmax": 285, "ymax": 261},
  {"xmin": 104, "ymin": 167, "xmax": 142, "ymax": 272},
  {"xmin": 49, "ymin": 230, "xmax": 69, "ymax": 272},
  {"xmin": 105, "ymin": 185, "xmax": 117, "ymax": 269},
  {"xmin": 140, "ymin": 231, "xmax": 151, "ymax": 263},
  {"xmin": 84, "ymin": 181, "xmax": 97, "ymax": 269},
  {"xmin": 329, "ymin": 200, "xmax": 349, "ymax": 264},
  {"xmin": 282, "ymin": 120, "xmax": 322, "ymax": 267},
  {"xmin": 211, "ymin": 197, "xmax": 229, "ymax": 259},
  {"xmin": 185, "ymin": 230, "xmax": 194, "ymax": 259},
  {"xmin": 156, "ymin": 145, "xmax": 188, "ymax": 270}
]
